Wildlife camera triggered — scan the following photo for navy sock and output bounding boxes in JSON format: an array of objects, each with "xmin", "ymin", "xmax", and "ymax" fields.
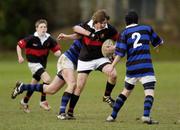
[
  {"xmin": 143, "ymin": 95, "xmax": 154, "ymax": 117},
  {"xmin": 41, "ymin": 92, "xmax": 46, "ymax": 102},
  {"xmin": 24, "ymin": 91, "xmax": 33, "ymax": 103},
  {"xmin": 59, "ymin": 92, "xmax": 71, "ymax": 114},
  {"xmin": 20, "ymin": 84, "xmax": 43, "ymax": 93},
  {"xmin": 67, "ymin": 94, "xmax": 79, "ymax": 116},
  {"xmin": 111, "ymin": 94, "xmax": 127, "ymax": 119},
  {"xmin": 104, "ymin": 81, "xmax": 115, "ymax": 96}
]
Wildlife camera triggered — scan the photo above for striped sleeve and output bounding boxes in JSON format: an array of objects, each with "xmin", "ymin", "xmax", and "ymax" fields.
[
  {"xmin": 18, "ymin": 35, "xmax": 33, "ymax": 48},
  {"xmin": 108, "ymin": 24, "xmax": 119, "ymax": 41},
  {"xmin": 18, "ymin": 39, "xmax": 26, "ymax": 48},
  {"xmin": 150, "ymin": 26, "xmax": 163, "ymax": 47},
  {"xmin": 115, "ymin": 33, "xmax": 127, "ymax": 57}
]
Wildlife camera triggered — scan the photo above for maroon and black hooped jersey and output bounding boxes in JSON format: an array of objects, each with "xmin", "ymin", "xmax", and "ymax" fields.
[
  {"xmin": 18, "ymin": 34, "xmax": 61, "ymax": 67},
  {"xmin": 78, "ymin": 20, "xmax": 119, "ymax": 61}
]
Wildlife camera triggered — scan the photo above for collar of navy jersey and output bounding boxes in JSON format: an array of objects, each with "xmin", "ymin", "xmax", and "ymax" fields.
[
  {"xmin": 87, "ymin": 20, "xmax": 108, "ymax": 32},
  {"xmin": 126, "ymin": 24, "xmax": 138, "ymax": 28},
  {"xmin": 34, "ymin": 32, "xmax": 50, "ymax": 45}
]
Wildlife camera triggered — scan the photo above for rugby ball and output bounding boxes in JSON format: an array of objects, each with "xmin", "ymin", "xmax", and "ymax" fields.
[{"xmin": 101, "ymin": 39, "xmax": 115, "ymax": 57}]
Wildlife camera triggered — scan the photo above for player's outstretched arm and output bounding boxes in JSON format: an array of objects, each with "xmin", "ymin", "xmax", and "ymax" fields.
[
  {"xmin": 73, "ymin": 25, "xmax": 98, "ymax": 40},
  {"xmin": 73, "ymin": 25, "xmax": 91, "ymax": 36},
  {"xmin": 57, "ymin": 33, "xmax": 81, "ymax": 40}
]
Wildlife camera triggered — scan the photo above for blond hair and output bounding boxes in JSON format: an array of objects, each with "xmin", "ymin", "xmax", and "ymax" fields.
[
  {"xmin": 92, "ymin": 9, "xmax": 110, "ymax": 24},
  {"xmin": 35, "ymin": 19, "xmax": 48, "ymax": 28}
]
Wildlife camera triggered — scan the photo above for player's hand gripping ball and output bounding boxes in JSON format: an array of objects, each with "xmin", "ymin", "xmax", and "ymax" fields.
[{"xmin": 101, "ymin": 39, "xmax": 115, "ymax": 57}]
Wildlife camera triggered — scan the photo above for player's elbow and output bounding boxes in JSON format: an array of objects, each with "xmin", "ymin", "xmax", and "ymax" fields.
[
  {"xmin": 73, "ymin": 25, "xmax": 78, "ymax": 32},
  {"xmin": 54, "ymin": 51, "xmax": 61, "ymax": 57}
]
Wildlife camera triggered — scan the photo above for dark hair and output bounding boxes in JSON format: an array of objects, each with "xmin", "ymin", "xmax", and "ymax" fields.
[
  {"xmin": 92, "ymin": 9, "xmax": 110, "ymax": 24},
  {"xmin": 125, "ymin": 10, "xmax": 138, "ymax": 25}
]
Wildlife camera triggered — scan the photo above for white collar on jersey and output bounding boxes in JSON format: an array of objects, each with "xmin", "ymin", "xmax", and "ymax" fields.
[
  {"xmin": 87, "ymin": 20, "xmax": 108, "ymax": 32},
  {"xmin": 34, "ymin": 32, "xmax": 50, "ymax": 45},
  {"xmin": 126, "ymin": 24, "xmax": 138, "ymax": 28}
]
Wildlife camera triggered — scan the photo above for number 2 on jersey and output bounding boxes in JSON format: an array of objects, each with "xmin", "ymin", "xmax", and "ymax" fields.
[{"xmin": 132, "ymin": 32, "xmax": 142, "ymax": 48}]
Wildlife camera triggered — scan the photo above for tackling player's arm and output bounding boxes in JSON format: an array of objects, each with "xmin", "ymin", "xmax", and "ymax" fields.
[
  {"xmin": 73, "ymin": 25, "xmax": 91, "ymax": 36},
  {"xmin": 73, "ymin": 25, "xmax": 97, "ymax": 39}
]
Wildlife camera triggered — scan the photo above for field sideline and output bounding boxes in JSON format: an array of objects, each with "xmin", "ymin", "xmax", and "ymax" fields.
[{"xmin": 0, "ymin": 60, "xmax": 180, "ymax": 130}]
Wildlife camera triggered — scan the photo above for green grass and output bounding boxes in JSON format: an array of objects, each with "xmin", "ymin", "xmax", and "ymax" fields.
[{"xmin": 0, "ymin": 59, "xmax": 180, "ymax": 130}]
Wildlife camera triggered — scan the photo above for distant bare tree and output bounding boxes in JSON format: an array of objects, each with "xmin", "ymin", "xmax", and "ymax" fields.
[{"xmin": 164, "ymin": 0, "xmax": 180, "ymax": 37}]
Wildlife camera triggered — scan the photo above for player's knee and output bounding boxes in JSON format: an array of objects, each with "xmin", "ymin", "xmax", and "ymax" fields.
[
  {"xmin": 109, "ymin": 71, "xmax": 117, "ymax": 82},
  {"xmin": 67, "ymin": 81, "xmax": 76, "ymax": 92},
  {"xmin": 125, "ymin": 82, "xmax": 135, "ymax": 91},
  {"xmin": 144, "ymin": 89, "xmax": 154, "ymax": 97},
  {"xmin": 70, "ymin": 80, "xmax": 76, "ymax": 88},
  {"xmin": 47, "ymin": 90, "xmax": 56, "ymax": 95},
  {"xmin": 44, "ymin": 87, "xmax": 56, "ymax": 95},
  {"xmin": 74, "ymin": 87, "xmax": 82, "ymax": 95},
  {"xmin": 43, "ymin": 77, "xmax": 51, "ymax": 84}
]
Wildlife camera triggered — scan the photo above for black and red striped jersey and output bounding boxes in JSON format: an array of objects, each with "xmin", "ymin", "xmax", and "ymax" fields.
[
  {"xmin": 18, "ymin": 33, "xmax": 61, "ymax": 67},
  {"xmin": 78, "ymin": 20, "xmax": 118, "ymax": 61}
]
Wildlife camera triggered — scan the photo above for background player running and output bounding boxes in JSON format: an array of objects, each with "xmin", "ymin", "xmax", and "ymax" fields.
[{"xmin": 16, "ymin": 19, "xmax": 61, "ymax": 113}]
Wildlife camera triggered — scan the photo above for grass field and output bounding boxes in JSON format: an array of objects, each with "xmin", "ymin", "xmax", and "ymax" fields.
[{"xmin": 0, "ymin": 56, "xmax": 180, "ymax": 130}]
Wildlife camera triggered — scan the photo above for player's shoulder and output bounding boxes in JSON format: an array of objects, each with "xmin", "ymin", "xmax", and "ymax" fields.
[
  {"xmin": 47, "ymin": 36, "xmax": 57, "ymax": 44},
  {"xmin": 22, "ymin": 34, "xmax": 34, "ymax": 41},
  {"xmin": 25, "ymin": 34, "xmax": 34, "ymax": 38},
  {"xmin": 107, "ymin": 24, "xmax": 117, "ymax": 30},
  {"xmin": 80, "ymin": 20, "xmax": 91, "ymax": 27},
  {"xmin": 120, "ymin": 27, "xmax": 129, "ymax": 36},
  {"xmin": 107, "ymin": 24, "xmax": 118, "ymax": 36},
  {"xmin": 139, "ymin": 24, "xmax": 153, "ymax": 31}
]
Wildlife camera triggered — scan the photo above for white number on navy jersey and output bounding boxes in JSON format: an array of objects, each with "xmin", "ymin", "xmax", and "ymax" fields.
[{"xmin": 132, "ymin": 32, "xmax": 142, "ymax": 48}]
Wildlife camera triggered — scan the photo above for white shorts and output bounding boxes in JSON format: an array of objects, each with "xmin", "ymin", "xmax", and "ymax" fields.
[
  {"xmin": 77, "ymin": 57, "xmax": 110, "ymax": 72},
  {"xmin": 125, "ymin": 75, "xmax": 156, "ymax": 85},
  {"xmin": 57, "ymin": 54, "xmax": 75, "ymax": 73},
  {"xmin": 28, "ymin": 62, "xmax": 44, "ymax": 75}
]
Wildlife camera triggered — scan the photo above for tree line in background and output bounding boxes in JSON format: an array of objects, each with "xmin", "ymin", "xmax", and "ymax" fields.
[
  {"xmin": 0, "ymin": 0, "xmax": 81, "ymax": 50},
  {"xmin": 0, "ymin": 0, "xmax": 180, "ymax": 50}
]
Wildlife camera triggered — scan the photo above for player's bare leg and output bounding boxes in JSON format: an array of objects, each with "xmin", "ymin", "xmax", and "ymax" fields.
[{"xmin": 57, "ymin": 69, "xmax": 77, "ymax": 120}]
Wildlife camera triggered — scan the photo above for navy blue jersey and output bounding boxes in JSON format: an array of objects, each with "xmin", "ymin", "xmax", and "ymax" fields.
[
  {"xmin": 115, "ymin": 24, "xmax": 163, "ymax": 77},
  {"xmin": 64, "ymin": 40, "xmax": 82, "ymax": 66}
]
